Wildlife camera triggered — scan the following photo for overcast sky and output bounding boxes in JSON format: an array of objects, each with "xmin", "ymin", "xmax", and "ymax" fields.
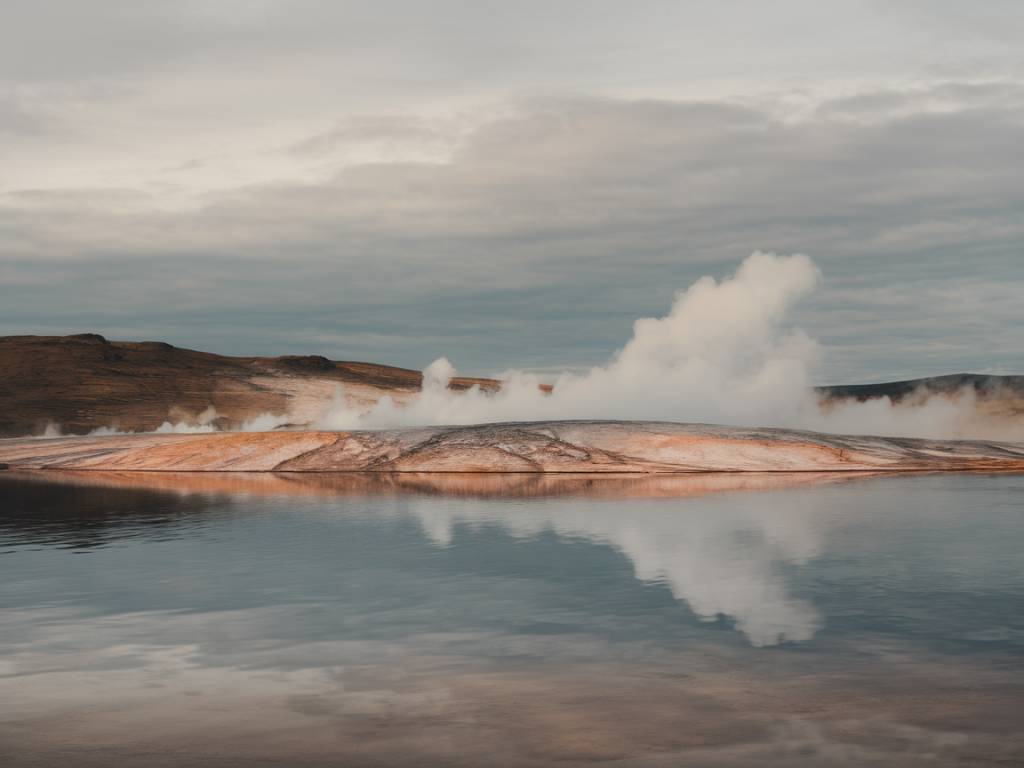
[{"xmin": 1, "ymin": 0, "xmax": 1022, "ymax": 382}]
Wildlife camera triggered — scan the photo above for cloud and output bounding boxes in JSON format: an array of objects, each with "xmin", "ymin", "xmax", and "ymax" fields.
[{"xmin": 2, "ymin": 83, "xmax": 1022, "ymax": 378}]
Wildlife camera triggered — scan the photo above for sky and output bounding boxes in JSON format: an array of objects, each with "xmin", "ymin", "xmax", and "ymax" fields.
[{"xmin": 1, "ymin": 0, "xmax": 1022, "ymax": 383}]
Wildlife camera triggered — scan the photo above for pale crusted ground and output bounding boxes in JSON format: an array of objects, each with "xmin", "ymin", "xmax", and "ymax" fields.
[
  {"xmin": 246, "ymin": 375, "xmax": 417, "ymax": 425},
  {"xmin": 2, "ymin": 421, "xmax": 1023, "ymax": 473}
]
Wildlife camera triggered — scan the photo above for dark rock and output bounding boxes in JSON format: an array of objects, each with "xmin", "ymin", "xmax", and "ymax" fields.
[
  {"xmin": 67, "ymin": 333, "xmax": 107, "ymax": 344},
  {"xmin": 278, "ymin": 355, "xmax": 336, "ymax": 372}
]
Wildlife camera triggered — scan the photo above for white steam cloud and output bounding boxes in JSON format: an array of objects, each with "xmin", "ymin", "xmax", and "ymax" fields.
[
  {"xmin": 85, "ymin": 406, "xmax": 292, "ymax": 437},
  {"xmin": 324, "ymin": 251, "xmax": 820, "ymax": 428},
  {"xmin": 313, "ymin": 252, "xmax": 1022, "ymax": 440},
  {"xmin": 46, "ymin": 252, "xmax": 1019, "ymax": 441}
]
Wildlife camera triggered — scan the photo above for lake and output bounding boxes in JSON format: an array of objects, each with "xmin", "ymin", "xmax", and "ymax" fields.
[{"xmin": 1, "ymin": 470, "xmax": 1023, "ymax": 766}]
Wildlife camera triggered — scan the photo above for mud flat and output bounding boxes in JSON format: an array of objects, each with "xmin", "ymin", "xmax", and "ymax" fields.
[{"xmin": 1, "ymin": 421, "xmax": 1023, "ymax": 474}]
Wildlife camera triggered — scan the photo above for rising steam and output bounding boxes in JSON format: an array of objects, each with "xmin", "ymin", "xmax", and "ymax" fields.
[
  {"xmin": 312, "ymin": 252, "xmax": 1021, "ymax": 440},
  {"xmin": 53, "ymin": 252, "xmax": 1020, "ymax": 441},
  {"xmin": 322, "ymin": 252, "xmax": 820, "ymax": 428}
]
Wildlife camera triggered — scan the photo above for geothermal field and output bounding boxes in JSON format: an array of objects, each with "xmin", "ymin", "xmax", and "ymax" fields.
[
  {"xmin": 3, "ymin": 420, "xmax": 1024, "ymax": 474},
  {"xmin": 2, "ymin": 332, "xmax": 1024, "ymax": 476},
  {"xmin": 6, "ymin": 6, "xmax": 1024, "ymax": 766}
]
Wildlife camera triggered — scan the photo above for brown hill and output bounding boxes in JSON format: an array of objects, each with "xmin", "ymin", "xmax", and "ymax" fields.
[{"xmin": 0, "ymin": 334, "xmax": 497, "ymax": 437}]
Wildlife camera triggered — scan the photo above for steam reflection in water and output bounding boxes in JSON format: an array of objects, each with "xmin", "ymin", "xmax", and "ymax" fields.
[
  {"xmin": 408, "ymin": 491, "xmax": 825, "ymax": 646},
  {"xmin": 2, "ymin": 471, "xmax": 1023, "ymax": 766}
]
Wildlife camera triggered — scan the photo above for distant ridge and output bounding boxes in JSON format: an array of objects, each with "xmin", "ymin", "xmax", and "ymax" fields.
[{"xmin": 817, "ymin": 373, "xmax": 1024, "ymax": 402}]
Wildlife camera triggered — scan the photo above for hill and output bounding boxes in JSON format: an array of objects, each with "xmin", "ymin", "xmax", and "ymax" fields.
[
  {"xmin": 1, "ymin": 334, "xmax": 1020, "ymax": 437},
  {"xmin": 0, "ymin": 334, "xmax": 496, "ymax": 436}
]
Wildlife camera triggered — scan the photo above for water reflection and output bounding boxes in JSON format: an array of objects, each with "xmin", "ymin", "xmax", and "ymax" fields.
[
  {"xmin": 0, "ymin": 469, "xmax": 996, "ymax": 646},
  {"xmin": 2, "ymin": 471, "xmax": 1023, "ymax": 766},
  {"xmin": 0, "ymin": 473, "xmax": 231, "ymax": 550},
  {"xmin": 2, "ymin": 470, "xmax": 853, "ymax": 644},
  {"xmin": 409, "ymin": 494, "xmax": 824, "ymax": 646},
  {"xmin": 2, "ymin": 466, "xmax": 880, "ymax": 499}
]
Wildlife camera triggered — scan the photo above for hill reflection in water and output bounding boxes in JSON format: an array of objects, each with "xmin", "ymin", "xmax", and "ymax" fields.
[{"xmin": 2, "ymin": 471, "xmax": 1023, "ymax": 766}]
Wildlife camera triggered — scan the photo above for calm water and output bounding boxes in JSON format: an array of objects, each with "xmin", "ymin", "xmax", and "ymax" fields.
[{"xmin": 1, "ymin": 471, "xmax": 1023, "ymax": 766}]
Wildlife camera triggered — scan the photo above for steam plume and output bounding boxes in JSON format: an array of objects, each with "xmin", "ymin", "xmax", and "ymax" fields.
[
  {"xmin": 321, "ymin": 252, "xmax": 821, "ymax": 429},
  {"xmin": 314, "ymin": 252, "xmax": 1022, "ymax": 440},
  {"xmin": 45, "ymin": 252, "xmax": 1018, "ymax": 441}
]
